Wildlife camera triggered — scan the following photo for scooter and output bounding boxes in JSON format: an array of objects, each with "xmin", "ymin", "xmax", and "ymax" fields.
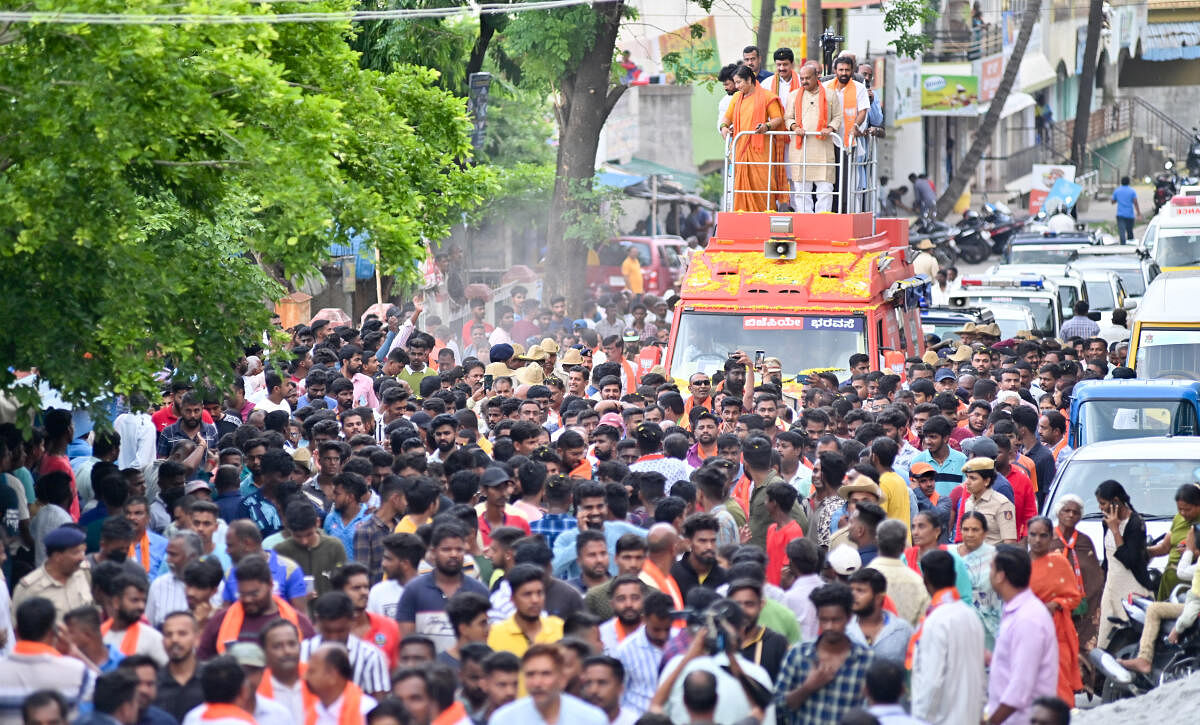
[
  {"xmin": 1089, "ymin": 586, "xmax": 1200, "ymax": 703},
  {"xmin": 1154, "ymin": 160, "xmax": 1179, "ymax": 215},
  {"xmin": 910, "ymin": 212, "xmax": 960, "ymax": 267},
  {"xmin": 980, "ymin": 201, "xmax": 1026, "ymax": 255},
  {"xmin": 954, "ymin": 209, "xmax": 993, "ymax": 265}
]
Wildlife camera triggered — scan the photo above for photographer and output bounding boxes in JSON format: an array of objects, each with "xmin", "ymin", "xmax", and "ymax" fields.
[{"xmin": 648, "ymin": 600, "xmax": 773, "ymax": 724}]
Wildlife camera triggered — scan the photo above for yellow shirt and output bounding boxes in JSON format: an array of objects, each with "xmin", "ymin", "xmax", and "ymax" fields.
[
  {"xmin": 621, "ymin": 256, "xmax": 644, "ymax": 294},
  {"xmin": 879, "ymin": 471, "xmax": 912, "ymax": 537},
  {"xmin": 486, "ymin": 614, "xmax": 564, "ymax": 658},
  {"xmin": 394, "ymin": 515, "xmax": 421, "ymax": 534}
]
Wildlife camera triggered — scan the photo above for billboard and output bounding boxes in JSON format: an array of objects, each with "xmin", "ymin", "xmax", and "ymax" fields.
[
  {"xmin": 658, "ymin": 15, "xmax": 721, "ymax": 76},
  {"xmin": 1029, "ymin": 163, "xmax": 1076, "ymax": 214},
  {"xmin": 977, "ymin": 54, "xmax": 1004, "ymax": 102},
  {"xmin": 890, "ymin": 56, "xmax": 922, "ymax": 124},
  {"xmin": 769, "ymin": 0, "xmax": 807, "ymax": 64},
  {"xmin": 921, "ymin": 71, "xmax": 979, "ymax": 115}
]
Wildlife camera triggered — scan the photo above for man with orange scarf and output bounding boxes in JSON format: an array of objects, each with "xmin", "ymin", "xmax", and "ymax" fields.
[
  {"xmin": 303, "ymin": 643, "xmax": 376, "ymax": 725},
  {"xmin": 824, "ymin": 55, "xmax": 870, "ymax": 213},
  {"xmin": 184, "ymin": 655, "xmax": 259, "ymax": 725},
  {"xmin": 0, "ymin": 596, "xmax": 95, "ymax": 721},
  {"xmin": 909, "ymin": 550, "xmax": 986, "ymax": 725},
  {"xmin": 198, "ymin": 555, "xmax": 314, "ymax": 660},
  {"xmin": 720, "ymin": 65, "xmax": 786, "ymax": 212},
  {"xmin": 101, "ymin": 573, "xmax": 168, "ymax": 665},
  {"xmin": 784, "ymin": 62, "xmax": 843, "ymax": 213}
]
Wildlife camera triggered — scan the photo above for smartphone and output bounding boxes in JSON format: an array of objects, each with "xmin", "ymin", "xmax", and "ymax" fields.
[
  {"xmin": 755, "ymin": 350, "xmax": 766, "ymax": 366},
  {"xmin": 483, "ymin": 374, "xmax": 493, "ymax": 392}
]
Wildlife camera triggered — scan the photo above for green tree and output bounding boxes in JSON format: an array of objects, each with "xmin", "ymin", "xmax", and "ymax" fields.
[{"xmin": 0, "ymin": 0, "xmax": 491, "ymax": 416}]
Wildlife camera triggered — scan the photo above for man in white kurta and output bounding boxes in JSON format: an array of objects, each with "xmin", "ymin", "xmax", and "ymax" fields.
[
  {"xmin": 911, "ymin": 580, "xmax": 987, "ymax": 724},
  {"xmin": 784, "ymin": 63, "xmax": 843, "ymax": 213}
]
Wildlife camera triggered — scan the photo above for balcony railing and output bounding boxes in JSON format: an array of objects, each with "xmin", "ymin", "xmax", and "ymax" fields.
[{"xmin": 924, "ymin": 26, "xmax": 1003, "ymax": 62}]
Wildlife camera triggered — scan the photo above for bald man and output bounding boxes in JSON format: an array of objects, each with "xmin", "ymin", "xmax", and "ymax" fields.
[
  {"xmin": 640, "ymin": 523, "xmax": 684, "ymax": 610},
  {"xmin": 302, "ymin": 644, "xmax": 376, "ymax": 725}
]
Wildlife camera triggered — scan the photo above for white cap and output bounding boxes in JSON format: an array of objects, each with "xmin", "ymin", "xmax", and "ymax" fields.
[{"xmin": 828, "ymin": 545, "xmax": 862, "ymax": 576}]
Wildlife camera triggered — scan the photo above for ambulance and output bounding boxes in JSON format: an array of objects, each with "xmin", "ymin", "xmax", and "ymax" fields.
[
  {"xmin": 1128, "ymin": 270, "xmax": 1200, "ymax": 380},
  {"xmin": 1143, "ymin": 195, "xmax": 1200, "ymax": 271}
]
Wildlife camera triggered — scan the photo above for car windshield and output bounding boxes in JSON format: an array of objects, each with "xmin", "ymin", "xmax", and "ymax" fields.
[
  {"xmin": 1136, "ymin": 327, "xmax": 1200, "ymax": 380},
  {"xmin": 923, "ymin": 320, "xmax": 972, "ymax": 343},
  {"xmin": 1051, "ymin": 458, "xmax": 1200, "ymax": 520},
  {"xmin": 1113, "ymin": 266, "xmax": 1146, "ymax": 296},
  {"xmin": 1079, "ymin": 400, "xmax": 1198, "ymax": 446},
  {"xmin": 1083, "ymin": 279, "xmax": 1116, "ymax": 310},
  {"xmin": 1073, "ymin": 259, "xmax": 1147, "ymax": 296},
  {"xmin": 670, "ymin": 312, "xmax": 866, "ymax": 382},
  {"xmin": 957, "ymin": 294, "xmax": 1056, "ymax": 335},
  {"xmin": 988, "ymin": 306, "xmax": 1031, "ymax": 339},
  {"xmin": 1010, "ymin": 247, "xmax": 1079, "ymax": 265},
  {"xmin": 1156, "ymin": 231, "xmax": 1200, "ymax": 268}
]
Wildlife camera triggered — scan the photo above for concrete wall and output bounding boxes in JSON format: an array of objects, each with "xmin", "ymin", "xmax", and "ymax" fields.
[
  {"xmin": 1118, "ymin": 84, "xmax": 1200, "ymax": 133},
  {"xmin": 636, "ymin": 85, "xmax": 697, "ymax": 173}
]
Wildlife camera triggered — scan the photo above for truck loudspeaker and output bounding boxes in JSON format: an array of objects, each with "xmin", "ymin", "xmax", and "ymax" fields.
[{"xmin": 764, "ymin": 240, "xmax": 796, "ymax": 260}]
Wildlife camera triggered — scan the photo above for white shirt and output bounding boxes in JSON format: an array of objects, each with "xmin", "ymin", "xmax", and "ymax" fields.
[
  {"xmin": 146, "ymin": 571, "xmax": 224, "ymax": 627},
  {"xmin": 717, "ymin": 94, "xmax": 733, "ymax": 132},
  {"xmin": 254, "ymin": 397, "xmax": 292, "ymax": 415},
  {"xmin": 310, "ymin": 691, "xmax": 378, "ymax": 725},
  {"xmin": 254, "ymin": 696, "xmax": 292, "ymax": 725},
  {"xmin": 114, "ymin": 411, "xmax": 157, "ymax": 470},
  {"xmin": 783, "ymin": 573, "xmax": 823, "ymax": 642},
  {"xmin": 30, "ymin": 504, "xmax": 73, "ymax": 567},
  {"xmin": 612, "ymin": 707, "xmax": 640, "ymax": 725},
  {"xmin": 911, "ymin": 599, "xmax": 986, "ymax": 725},
  {"xmin": 266, "ymin": 674, "xmax": 305, "ymax": 723},
  {"xmin": 658, "ymin": 653, "xmax": 775, "ymax": 725},
  {"xmin": 102, "ymin": 622, "xmax": 168, "ymax": 666},
  {"xmin": 614, "ymin": 625, "xmax": 676, "ymax": 714},
  {"xmin": 300, "ymin": 635, "xmax": 391, "ymax": 695},
  {"xmin": 366, "ymin": 580, "xmax": 404, "ymax": 618},
  {"xmin": 488, "ymin": 327, "xmax": 513, "ymax": 346}
]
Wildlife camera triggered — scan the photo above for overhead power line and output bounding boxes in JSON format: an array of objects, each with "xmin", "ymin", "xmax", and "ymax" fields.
[{"xmin": 0, "ymin": 0, "xmax": 614, "ymax": 25}]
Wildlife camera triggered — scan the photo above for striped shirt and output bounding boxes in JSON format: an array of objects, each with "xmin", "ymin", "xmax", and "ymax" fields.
[
  {"xmin": 0, "ymin": 646, "xmax": 95, "ymax": 725},
  {"xmin": 299, "ymin": 634, "xmax": 390, "ymax": 695},
  {"xmin": 613, "ymin": 625, "xmax": 675, "ymax": 715}
]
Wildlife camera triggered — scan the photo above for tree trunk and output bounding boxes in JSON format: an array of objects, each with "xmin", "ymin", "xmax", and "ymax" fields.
[
  {"xmin": 543, "ymin": 0, "xmax": 627, "ymax": 313},
  {"xmin": 1071, "ymin": 0, "xmax": 1103, "ymax": 168},
  {"xmin": 757, "ymin": 0, "xmax": 774, "ymax": 57},
  {"xmin": 806, "ymin": 0, "xmax": 822, "ymax": 65},
  {"xmin": 934, "ymin": 0, "xmax": 1042, "ymax": 218}
]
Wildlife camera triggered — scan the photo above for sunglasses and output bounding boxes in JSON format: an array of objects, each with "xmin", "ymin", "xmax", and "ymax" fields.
[{"xmin": 691, "ymin": 379, "xmax": 711, "ymax": 385}]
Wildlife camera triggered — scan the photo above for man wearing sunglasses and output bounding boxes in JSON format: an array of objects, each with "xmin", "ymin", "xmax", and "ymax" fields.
[{"xmin": 682, "ymin": 372, "xmax": 714, "ymax": 421}]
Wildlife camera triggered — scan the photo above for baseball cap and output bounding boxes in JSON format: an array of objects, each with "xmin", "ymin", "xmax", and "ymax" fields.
[
  {"xmin": 480, "ymin": 467, "xmax": 510, "ymax": 488},
  {"xmin": 934, "ymin": 368, "xmax": 957, "ymax": 382},
  {"xmin": 599, "ymin": 412, "xmax": 625, "ymax": 432},
  {"xmin": 228, "ymin": 642, "xmax": 266, "ymax": 668},
  {"xmin": 828, "ymin": 546, "xmax": 862, "ymax": 576},
  {"xmin": 909, "ymin": 462, "xmax": 935, "ymax": 477},
  {"xmin": 184, "ymin": 480, "xmax": 212, "ymax": 496},
  {"xmin": 573, "ymin": 319, "xmax": 590, "ymax": 330}
]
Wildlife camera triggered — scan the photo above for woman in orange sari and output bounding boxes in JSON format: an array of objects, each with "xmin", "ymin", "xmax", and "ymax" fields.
[
  {"xmin": 720, "ymin": 65, "xmax": 786, "ymax": 211},
  {"xmin": 1028, "ymin": 515, "xmax": 1083, "ymax": 703}
]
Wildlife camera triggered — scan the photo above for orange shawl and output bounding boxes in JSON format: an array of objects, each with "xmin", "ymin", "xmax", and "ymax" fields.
[
  {"xmin": 730, "ymin": 87, "xmax": 778, "ymax": 153},
  {"xmin": 129, "ymin": 531, "xmax": 150, "ymax": 573},
  {"xmin": 216, "ymin": 596, "xmax": 301, "ymax": 654},
  {"xmin": 100, "ymin": 620, "xmax": 142, "ymax": 656},
  {"xmin": 832, "ymin": 79, "xmax": 858, "ymax": 146},
  {"xmin": 199, "ymin": 704, "xmax": 256, "ymax": 724},
  {"xmin": 1031, "ymin": 553, "xmax": 1083, "ymax": 702},
  {"xmin": 794, "ymin": 83, "xmax": 829, "ymax": 149},
  {"xmin": 303, "ymin": 681, "xmax": 364, "ymax": 725},
  {"xmin": 258, "ymin": 663, "xmax": 307, "ymax": 699}
]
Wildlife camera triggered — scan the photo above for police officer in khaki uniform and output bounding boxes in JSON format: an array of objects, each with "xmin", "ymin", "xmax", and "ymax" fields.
[
  {"xmin": 911, "ymin": 238, "xmax": 940, "ymax": 280},
  {"xmin": 960, "ymin": 457, "xmax": 1018, "ymax": 544}
]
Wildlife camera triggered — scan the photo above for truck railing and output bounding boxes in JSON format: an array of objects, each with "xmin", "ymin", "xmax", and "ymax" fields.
[{"xmin": 722, "ymin": 130, "xmax": 878, "ymax": 225}]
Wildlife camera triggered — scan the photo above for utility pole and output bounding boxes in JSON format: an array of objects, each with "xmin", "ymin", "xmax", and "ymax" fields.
[{"xmin": 1072, "ymin": 0, "xmax": 1104, "ymax": 169}]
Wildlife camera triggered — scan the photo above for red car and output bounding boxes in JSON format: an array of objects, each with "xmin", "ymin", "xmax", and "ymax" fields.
[{"xmin": 586, "ymin": 236, "xmax": 689, "ymax": 296}]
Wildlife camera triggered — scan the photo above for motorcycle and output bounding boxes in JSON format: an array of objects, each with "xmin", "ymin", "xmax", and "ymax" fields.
[
  {"xmin": 1154, "ymin": 160, "xmax": 1179, "ymax": 215},
  {"xmin": 1187, "ymin": 128, "xmax": 1200, "ymax": 179},
  {"xmin": 1090, "ymin": 585, "xmax": 1200, "ymax": 703},
  {"xmin": 954, "ymin": 209, "xmax": 993, "ymax": 265},
  {"xmin": 910, "ymin": 212, "xmax": 960, "ymax": 267},
  {"xmin": 980, "ymin": 201, "xmax": 1026, "ymax": 255}
]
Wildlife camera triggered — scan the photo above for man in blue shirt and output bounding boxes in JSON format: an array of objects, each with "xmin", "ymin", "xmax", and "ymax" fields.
[{"xmin": 1112, "ymin": 176, "xmax": 1141, "ymax": 244}]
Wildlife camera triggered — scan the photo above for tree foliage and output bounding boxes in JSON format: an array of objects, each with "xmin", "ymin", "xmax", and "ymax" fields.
[
  {"xmin": 883, "ymin": 0, "xmax": 939, "ymax": 57},
  {"xmin": 0, "ymin": 0, "xmax": 491, "ymax": 415}
]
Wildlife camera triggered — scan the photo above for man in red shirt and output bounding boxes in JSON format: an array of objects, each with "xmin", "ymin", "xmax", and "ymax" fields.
[
  {"xmin": 991, "ymin": 434, "xmax": 1036, "ymax": 537},
  {"xmin": 764, "ymin": 482, "xmax": 804, "ymax": 586},
  {"xmin": 477, "ymin": 467, "xmax": 530, "ymax": 547},
  {"xmin": 332, "ymin": 562, "xmax": 399, "ymax": 670},
  {"xmin": 150, "ymin": 380, "xmax": 215, "ymax": 432},
  {"xmin": 40, "ymin": 408, "xmax": 80, "ymax": 520}
]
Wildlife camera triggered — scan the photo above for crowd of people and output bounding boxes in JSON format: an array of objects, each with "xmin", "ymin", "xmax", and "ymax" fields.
[{"xmin": 0, "ymin": 274, "xmax": 1178, "ymax": 725}]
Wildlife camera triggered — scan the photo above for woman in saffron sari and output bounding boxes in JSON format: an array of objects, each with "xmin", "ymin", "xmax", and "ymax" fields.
[
  {"xmin": 720, "ymin": 65, "xmax": 786, "ymax": 211},
  {"xmin": 1028, "ymin": 515, "xmax": 1083, "ymax": 704},
  {"xmin": 1051, "ymin": 494, "xmax": 1104, "ymax": 653}
]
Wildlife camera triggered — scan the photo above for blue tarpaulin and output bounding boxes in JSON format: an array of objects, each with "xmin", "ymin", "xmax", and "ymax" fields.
[
  {"xmin": 328, "ymin": 231, "xmax": 376, "ymax": 279},
  {"xmin": 1141, "ymin": 22, "xmax": 1200, "ymax": 61}
]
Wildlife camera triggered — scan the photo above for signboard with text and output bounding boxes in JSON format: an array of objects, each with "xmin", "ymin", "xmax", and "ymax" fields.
[
  {"xmin": 769, "ymin": 0, "xmax": 807, "ymax": 65},
  {"xmin": 890, "ymin": 56, "xmax": 922, "ymax": 124},
  {"xmin": 1029, "ymin": 163, "xmax": 1077, "ymax": 214},
  {"xmin": 658, "ymin": 15, "xmax": 721, "ymax": 75},
  {"xmin": 977, "ymin": 54, "xmax": 1004, "ymax": 102},
  {"xmin": 742, "ymin": 316, "xmax": 863, "ymax": 331},
  {"xmin": 920, "ymin": 70, "xmax": 979, "ymax": 115}
]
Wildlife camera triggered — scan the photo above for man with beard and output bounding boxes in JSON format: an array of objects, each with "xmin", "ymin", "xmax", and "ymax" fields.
[
  {"xmin": 728, "ymin": 579, "xmax": 790, "ymax": 682},
  {"xmin": 551, "ymin": 482, "xmax": 646, "ymax": 582},
  {"xmin": 157, "ymin": 393, "xmax": 218, "ymax": 460},
  {"xmin": 588, "ymin": 425, "xmax": 620, "ymax": 467},
  {"xmin": 146, "ymin": 531, "xmax": 206, "ymax": 627},
  {"xmin": 598, "ymin": 575, "xmax": 643, "ymax": 654},
  {"xmin": 102, "ymin": 574, "xmax": 168, "ymax": 666},
  {"xmin": 236, "ymin": 449, "xmax": 292, "ymax": 537},
  {"xmin": 198, "ymin": 554, "xmax": 315, "ymax": 660},
  {"xmin": 556, "ymin": 431, "xmax": 590, "ymax": 479},
  {"xmin": 581, "ymin": 655, "xmax": 637, "ymax": 725},
  {"xmin": 487, "ymin": 564, "xmax": 564, "ymax": 657},
  {"xmin": 477, "ymin": 468, "xmax": 531, "ymax": 547},
  {"xmin": 720, "ymin": 358, "xmax": 747, "ymax": 398},
  {"xmin": 298, "ymin": 592, "xmax": 390, "ymax": 698},
  {"xmin": 775, "ymin": 583, "xmax": 875, "ymax": 724},
  {"xmin": 221, "ymin": 520, "xmax": 307, "ymax": 609},
  {"xmin": 568, "ymin": 530, "xmax": 610, "ymax": 595},
  {"xmin": 154, "ymin": 612, "xmax": 204, "ymax": 722},
  {"xmin": 395, "ymin": 522, "xmax": 489, "ymax": 653},
  {"xmin": 116, "ymin": 655, "xmax": 176, "ymax": 725},
  {"xmin": 489, "ymin": 644, "xmax": 608, "ymax": 725},
  {"xmin": 613, "ymin": 590, "xmax": 677, "ymax": 716},
  {"xmin": 686, "ymin": 412, "xmax": 719, "ymax": 467},
  {"xmin": 846, "ymin": 568, "xmax": 913, "ymax": 667},
  {"xmin": 457, "ymin": 643, "xmax": 492, "ymax": 722},
  {"xmin": 481, "ymin": 651, "xmax": 521, "ymax": 722},
  {"xmin": 670, "ymin": 513, "xmax": 727, "ymax": 600},
  {"xmin": 337, "ymin": 345, "xmax": 378, "ymax": 409},
  {"xmin": 427, "ymin": 415, "xmax": 459, "ymax": 463},
  {"xmin": 256, "ymin": 619, "xmax": 305, "ymax": 722},
  {"xmin": 330, "ymin": 563, "xmax": 400, "ymax": 670},
  {"xmin": 124, "ymin": 496, "xmax": 168, "ymax": 579}
]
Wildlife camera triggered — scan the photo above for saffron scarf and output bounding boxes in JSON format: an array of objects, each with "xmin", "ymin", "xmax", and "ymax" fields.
[
  {"xmin": 1055, "ymin": 526, "xmax": 1084, "ymax": 594},
  {"xmin": 13, "ymin": 640, "xmax": 62, "ymax": 657},
  {"xmin": 303, "ymin": 680, "xmax": 364, "ymax": 725},
  {"xmin": 729, "ymin": 87, "xmax": 774, "ymax": 153},
  {"xmin": 768, "ymin": 71, "xmax": 799, "ymax": 99},
  {"xmin": 100, "ymin": 619, "xmax": 141, "ymax": 655},
  {"xmin": 129, "ymin": 532, "xmax": 150, "ymax": 573},
  {"xmin": 793, "ymin": 83, "xmax": 829, "ymax": 149},
  {"xmin": 832, "ymin": 78, "xmax": 858, "ymax": 146},
  {"xmin": 199, "ymin": 704, "xmax": 257, "ymax": 725},
  {"xmin": 904, "ymin": 586, "xmax": 961, "ymax": 669},
  {"xmin": 216, "ymin": 596, "xmax": 301, "ymax": 654}
]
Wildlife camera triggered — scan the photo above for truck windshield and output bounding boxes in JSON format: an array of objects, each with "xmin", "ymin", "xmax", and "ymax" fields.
[
  {"xmin": 1079, "ymin": 399, "xmax": 1197, "ymax": 446},
  {"xmin": 956, "ymin": 295, "xmax": 1057, "ymax": 335},
  {"xmin": 1136, "ymin": 327, "xmax": 1200, "ymax": 380},
  {"xmin": 1155, "ymin": 231, "xmax": 1200, "ymax": 268},
  {"xmin": 670, "ymin": 312, "xmax": 867, "ymax": 382},
  {"xmin": 1051, "ymin": 459, "xmax": 1200, "ymax": 520}
]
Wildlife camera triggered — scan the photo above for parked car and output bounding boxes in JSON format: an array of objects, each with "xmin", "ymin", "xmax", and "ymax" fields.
[
  {"xmin": 1070, "ymin": 246, "xmax": 1160, "ymax": 301},
  {"xmin": 586, "ymin": 236, "xmax": 689, "ymax": 297},
  {"xmin": 920, "ymin": 307, "xmax": 995, "ymax": 345}
]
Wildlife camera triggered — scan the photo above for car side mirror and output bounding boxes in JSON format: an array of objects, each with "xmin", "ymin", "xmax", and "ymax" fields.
[
  {"xmin": 1088, "ymin": 311, "xmax": 1102, "ymax": 321},
  {"xmin": 1124, "ymin": 299, "xmax": 1139, "ymax": 310}
]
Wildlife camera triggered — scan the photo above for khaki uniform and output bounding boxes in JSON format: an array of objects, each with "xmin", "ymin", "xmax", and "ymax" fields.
[
  {"xmin": 912, "ymin": 250, "xmax": 939, "ymax": 279},
  {"xmin": 963, "ymin": 488, "xmax": 1018, "ymax": 544},
  {"xmin": 13, "ymin": 565, "xmax": 93, "ymax": 619}
]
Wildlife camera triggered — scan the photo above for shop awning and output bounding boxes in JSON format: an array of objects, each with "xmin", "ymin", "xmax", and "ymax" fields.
[
  {"xmin": 1018, "ymin": 52, "xmax": 1057, "ymax": 92},
  {"xmin": 608, "ymin": 157, "xmax": 704, "ymax": 193},
  {"xmin": 978, "ymin": 91, "xmax": 1036, "ymax": 119},
  {"xmin": 596, "ymin": 168, "xmax": 645, "ymax": 189},
  {"xmin": 1140, "ymin": 22, "xmax": 1200, "ymax": 61}
]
